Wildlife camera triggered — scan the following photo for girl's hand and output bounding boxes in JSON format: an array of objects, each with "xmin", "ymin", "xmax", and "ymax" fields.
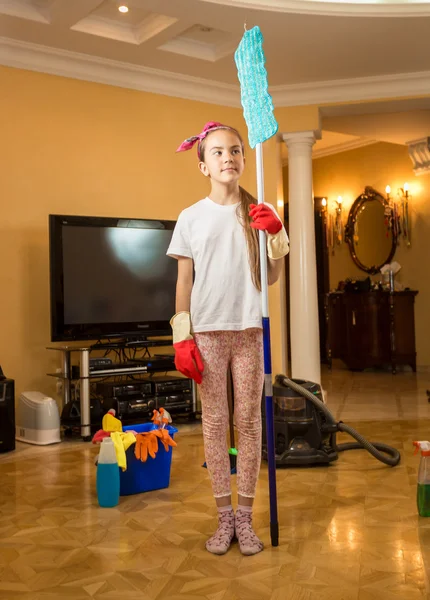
[
  {"xmin": 171, "ymin": 311, "xmax": 204, "ymax": 384},
  {"xmin": 174, "ymin": 339, "xmax": 204, "ymax": 384},
  {"xmin": 249, "ymin": 204, "xmax": 282, "ymax": 235}
]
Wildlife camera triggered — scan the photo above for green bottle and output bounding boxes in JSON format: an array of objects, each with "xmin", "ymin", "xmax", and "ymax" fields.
[{"xmin": 414, "ymin": 441, "xmax": 430, "ymax": 517}]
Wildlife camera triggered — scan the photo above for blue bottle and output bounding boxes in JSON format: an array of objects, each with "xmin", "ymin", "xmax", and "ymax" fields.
[{"xmin": 96, "ymin": 437, "xmax": 120, "ymax": 508}]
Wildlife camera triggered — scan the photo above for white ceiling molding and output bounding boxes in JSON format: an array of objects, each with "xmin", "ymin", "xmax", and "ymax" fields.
[
  {"xmin": 71, "ymin": 16, "xmax": 143, "ymax": 45},
  {"xmin": 406, "ymin": 137, "xmax": 430, "ymax": 176},
  {"xmin": 134, "ymin": 14, "xmax": 179, "ymax": 45},
  {"xmin": 271, "ymin": 71, "xmax": 430, "ymax": 108},
  {"xmin": 282, "ymin": 137, "xmax": 378, "ymax": 166},
  {"xmin": 199, "ymin": 0, "xmax": 430, "ymax": 17},
  {"xmin": 158, "ymin": 24, "xmax": 237, "ymax": 63},
  {"xmin": 2, "ymin": 36, "xmax": 430, "ymax": 111},
  {"xmin": 0, "ymin": 36, "xmax": 240, "ymax": 107},
  {"xmin": 0, "ymin": 0, "xmax": 48, "ymax": 23},
  {"xmin": 159, "ymin": 37, "xmax": 236, "ymax": 63},
  {"xmin": 71, "ymin": 13, "xmax": 178, "ymax": 46},
  {"xmin": 47, "ymin": 0, "xmax": 107, "ymax": 29},
  {"xmin": 312, "ymin": 138, "xmax": 378, "ymax": 160}
]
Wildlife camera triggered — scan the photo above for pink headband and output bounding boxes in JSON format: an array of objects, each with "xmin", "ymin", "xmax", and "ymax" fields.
[{"xmin": 176, "ymin": 121, "xmax": 232, "ymax": 154}]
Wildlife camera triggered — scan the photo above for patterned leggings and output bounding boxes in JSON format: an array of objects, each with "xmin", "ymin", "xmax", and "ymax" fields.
[{"xmin": 195, "ymin": 329, "xmax": 264, "ymax": 499}]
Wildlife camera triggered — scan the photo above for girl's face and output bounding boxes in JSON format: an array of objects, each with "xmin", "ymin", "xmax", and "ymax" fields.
[{"xmin": 198, "ymin": 129, "xmax": 245, "ymax": 184}]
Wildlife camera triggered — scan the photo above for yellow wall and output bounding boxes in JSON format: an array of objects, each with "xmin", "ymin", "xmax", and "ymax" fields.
[
  {"xmin": 311, "ymin": 142, "xmax": 430, "ymax": 367},
  {"xmin": 276, "ymin": 105, "xmax": 320, "ymax": 135},
  {"xmin": 1, "ymin": 65, "xmax": 285, "ymax": 403}
]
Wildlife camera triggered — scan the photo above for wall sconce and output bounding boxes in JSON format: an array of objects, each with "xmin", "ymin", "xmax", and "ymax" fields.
[
  {"xmin": 333, "ymin": 196, "xmax": 344, "ymax": 245},
  {"xmin": 385, "ymin": 182, "xmax": 411, "ymax": 247},
  {"xmin": 320, "ymin": 196, "xmax": 344, "ymax": 252}
]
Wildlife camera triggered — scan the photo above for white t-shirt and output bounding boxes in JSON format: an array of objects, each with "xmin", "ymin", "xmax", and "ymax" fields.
[{"xmin": 167, "ymin": 197, "xmax": 264, "ymax": 333}]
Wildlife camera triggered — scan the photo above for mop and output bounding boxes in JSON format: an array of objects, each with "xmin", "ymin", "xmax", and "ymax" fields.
[{"xmin": 235, "ymin": 25, "xmax": 279, "ymax": 547}]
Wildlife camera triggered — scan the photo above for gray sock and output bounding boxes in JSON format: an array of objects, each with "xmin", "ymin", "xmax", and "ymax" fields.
[
  {"xmin": 205, "ymin": 505, "xmax": 235, "ymax": 555},
  {"xmin": 235, "ymin": 505, "xmax": 264, "ymax": 556}
]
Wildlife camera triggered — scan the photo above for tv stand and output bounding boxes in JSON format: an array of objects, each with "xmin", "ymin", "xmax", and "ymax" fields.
[
  {"xmin": 47, "ymin": 346, "xmax": 93, "ymax": 441},
  {"xmin": 90, "ymin": 337, "xmax": 172, "ymax": 350},
  {"xmin": 47, "ymin": 338, "xmax": 193, "ymax": 442},
  {"xmin": 124, "ymin": 338, "xmax": 150, "ymax": 346}
]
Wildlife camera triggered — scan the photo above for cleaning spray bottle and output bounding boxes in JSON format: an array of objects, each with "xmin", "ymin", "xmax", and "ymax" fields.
[
  {"xmin": 413, "ymin": 441, "xmax": 430, "ymax": 517},
  {"xmin": 96, "ymin": 437, "xmax": 120, "ymax": 508}
]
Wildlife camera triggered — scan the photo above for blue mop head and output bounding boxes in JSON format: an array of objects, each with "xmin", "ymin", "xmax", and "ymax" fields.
[{"xmin": 234, "ymin": 26, "xmax": 278, "ymax": 149}]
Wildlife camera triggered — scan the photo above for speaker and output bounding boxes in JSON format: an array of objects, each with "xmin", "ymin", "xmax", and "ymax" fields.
[{"xmin": 0, "ymin": 378, "xmax": 15, "ymax": 452}]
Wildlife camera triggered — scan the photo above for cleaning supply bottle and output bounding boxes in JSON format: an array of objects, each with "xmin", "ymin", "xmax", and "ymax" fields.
[
  {"xmin": 413, "ymin": 441, "xmax": 430, "ymax": 517},
  {"xmin": 96, "ymin": 437, "xmax": 120, "ymax": 508}
]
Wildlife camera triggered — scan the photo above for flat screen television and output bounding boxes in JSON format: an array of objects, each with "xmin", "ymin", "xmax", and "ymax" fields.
[{"xmin": 49, "ymin": 214, "xmax": 177, "ymax": 341}]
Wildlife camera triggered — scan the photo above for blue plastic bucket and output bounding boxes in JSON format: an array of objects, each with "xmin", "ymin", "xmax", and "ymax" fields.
[{"xmin": 119, "ymin": 423, "xmax": 178, "ymax": 496}]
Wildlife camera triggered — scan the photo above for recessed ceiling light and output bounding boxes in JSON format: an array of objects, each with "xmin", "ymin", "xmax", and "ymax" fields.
[{"xmin": 118, "ymin": 5, "xmax": 129, "ymax": 13}]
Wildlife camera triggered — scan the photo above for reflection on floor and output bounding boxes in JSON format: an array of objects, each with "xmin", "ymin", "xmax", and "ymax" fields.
[
  {"xmin": 323, "ymin": 362, "xmax": 430, "ymax": 422},
  {"xmin": 1, "ymin": 366, "xmax": 430, "ymax": 600}
]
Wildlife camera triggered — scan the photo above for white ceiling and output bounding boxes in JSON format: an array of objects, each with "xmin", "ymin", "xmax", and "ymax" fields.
[
  {"xmin": 323, "ymin": 110, "xmax": 430, "ymax": 145},
  {"xmin": 321, "ymin": 98, "xmax": 430, "ymax": 156},
  {"xmin": 2, "ymin": 0, "xmax": 430, "ymax": 86},
  {"xmin": 2, "ymin": 0, "xmax": 430, "ymax": 156}
]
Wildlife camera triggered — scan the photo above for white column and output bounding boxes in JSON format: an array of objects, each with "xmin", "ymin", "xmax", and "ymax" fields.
[{"xmin": 283, "ymin": 131, "xmax": 321, "ymax": 385}]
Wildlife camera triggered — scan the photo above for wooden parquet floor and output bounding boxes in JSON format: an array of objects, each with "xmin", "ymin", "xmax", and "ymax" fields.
[{"xmin": 1, "ymin": 368, "xmax": 430, "ymax": 600}]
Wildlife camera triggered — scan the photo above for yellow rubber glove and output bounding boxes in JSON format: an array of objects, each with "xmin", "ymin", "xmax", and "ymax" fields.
[
  {"xmin": 265, "ymin": 206, "xmax": 289, "ymax": 259},
  {"xmin": 267, "ymin": 228, "xmax": 290, "ymax": 259}
]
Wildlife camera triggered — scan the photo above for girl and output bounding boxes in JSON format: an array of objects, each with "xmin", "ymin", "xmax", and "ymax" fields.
[{"xmin": 167, "ymin": 121, "xmax": 289, "ymax": 556}]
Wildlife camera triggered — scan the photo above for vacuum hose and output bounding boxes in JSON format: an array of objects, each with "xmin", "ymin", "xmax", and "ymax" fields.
[{"xmin": 277, "ymin": 375, "xmax": 400, "ymax": 467}]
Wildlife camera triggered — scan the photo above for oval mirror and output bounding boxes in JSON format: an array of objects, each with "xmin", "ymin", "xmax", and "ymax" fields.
[{"xmin": 345, "ymin": 186, "xmax": 397, "ymax": 274}]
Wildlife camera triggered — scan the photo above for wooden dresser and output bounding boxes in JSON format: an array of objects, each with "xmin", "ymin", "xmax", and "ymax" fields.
[{"xmin": 325, "ymin": 290, "xmax": 418, "ymax": 373}]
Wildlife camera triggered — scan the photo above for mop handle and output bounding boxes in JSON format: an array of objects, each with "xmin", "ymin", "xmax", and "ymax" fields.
[
  {"xmin": 256, "ymin": 144, "xmax": 269, "ymax": 318},
  {"xmin": 256, "ymin": 143, "xmax": 279, "ymax": 546}
]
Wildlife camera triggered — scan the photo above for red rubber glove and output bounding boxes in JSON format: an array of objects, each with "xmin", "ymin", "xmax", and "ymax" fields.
[
  {"xmin": 173, "ymin": 339, "xmax": 204, "ymax": 384},
  {"xmin": 249, "ymin": 204, "xmax": 282, "ymax": 235}
]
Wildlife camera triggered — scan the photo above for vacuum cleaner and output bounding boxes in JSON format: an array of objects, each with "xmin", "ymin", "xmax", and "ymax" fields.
[{"xmin": 262, "ymin": 375, "xmax": 400, "ymax": 467}]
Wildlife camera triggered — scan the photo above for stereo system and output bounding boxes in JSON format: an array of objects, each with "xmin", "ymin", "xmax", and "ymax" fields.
[
  {"xmin": 89, "ymin": 357, "xmax": 112, "ymax": 369},
  {"xmin": 71, "ymin": 355, "xmax": 176, "ymax": 379},
  {"xmin": 96, "ymin": 381, "xmax": 152, "ymax": 398},
  {"xmin": 96, "ymin": 375, "xmax": 193, "ymax": 421}
]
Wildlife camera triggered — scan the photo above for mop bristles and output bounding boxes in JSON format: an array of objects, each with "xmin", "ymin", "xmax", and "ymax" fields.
[{"xmin": 234, "ymin": 25, "xmax": 278, "ymax": 148}]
